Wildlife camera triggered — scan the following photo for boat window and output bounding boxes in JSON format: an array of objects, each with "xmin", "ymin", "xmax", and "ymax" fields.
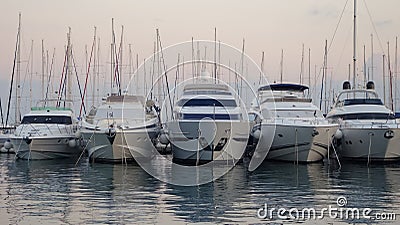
[
  {"xmin": 342, "ymin": 99, "xmax": 383, "ymax": 106},
  {"xmin": 330, "ymin": 113, "xmax": 395, "ymax": 120},
  {"xmin": 183, "ymin": 91, "xmax": 232, "ymax": 96},
  {"xmin": 21, "ymin": 116, "xmax": 73, "ymax": 124},
  {"xmin": 337, "ymin": 91, "xmax": 380, "ymax": 103},
  {"xmin": 275, "ymin": 110, "xmax": 323, "ymax": 118},
  {"xmin": 177, "ymin": 99, "xmax": 237, "ymax": 107},
  {"xmin": 180, "ymin": 113, "xmax": 240, "ymax": 120}
]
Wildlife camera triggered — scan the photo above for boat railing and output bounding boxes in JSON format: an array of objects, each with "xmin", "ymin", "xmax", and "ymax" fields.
[
  {"xmin": 340, "ymin": 121, "xmax": 400, "ymax": 129},
  {"xmin": 269, "ymin": 117, "xmax": 326, "ymax": 125}
]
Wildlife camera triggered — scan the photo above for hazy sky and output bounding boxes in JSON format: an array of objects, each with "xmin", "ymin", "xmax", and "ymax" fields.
[{"xmin": 0, "ymin": 0, "xmax": 400, "ymax": 112}]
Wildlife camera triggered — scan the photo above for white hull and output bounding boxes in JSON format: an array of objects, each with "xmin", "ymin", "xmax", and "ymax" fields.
[
  {"xmin": 336, "ymin": 127, "xmax": 400, "ymax": 161},
  {"xmin": 81, "ymin": 127, "xmax": 158, "ymax": 163},
  {"xmin": 257, "ymin": 123, "xmax": 337, "ymax": 163},
  {"xmin": 168, "ymin": 120, "xmax": 249, "ymax": 164},
  {"xmin": 11, "ymin": 136, "xmax": 81, "ymax": 160}
]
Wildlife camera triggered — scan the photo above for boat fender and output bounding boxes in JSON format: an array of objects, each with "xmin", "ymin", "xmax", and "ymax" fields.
[
  {"xmin": 4, "ymin": 140, "xmax": 12, "ymax": 149},
  {"xmin": 23, "ymin": 137, "xmax": 32, "ymax": 145},
  {"xmin": 68, "ymin": 139, "xmax": 77, "ymax": 148},
  {"xmin": 106, "ymin": 128, "xmax": 116, "ymax": 137},
  {"xmin": 159, "ymin": 133, "xmax": 169, "ymax": 145},
  {"xmin": 384, "ymin": 130, "xmax": 394, "ymax": 139},
  {"xmin": 312, "ymin": 129, "xmax": 319, "ymax": 137},
  {"xmin": 334, "ymin": 129, "xmax": 343, "ymax": 140},
  {"xmin": 75, "ymin": 130, "xmax": 82, "ymax": 139},
  {"xmin": 252, "ymin": 129, "xmax": 261, "ymax": 140}
]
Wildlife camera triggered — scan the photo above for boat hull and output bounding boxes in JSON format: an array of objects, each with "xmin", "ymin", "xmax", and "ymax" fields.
[
  {"xmin": 11, "ymin": 136, "xmax": 81, "ymax": 160},
  {"xmin": 81, "ymin": 127, "xmax": 159, "ymax": 163},
  {"xmin": 335, "ymin": 127, "xmax": 400, "ymax": 161},
  {"xmin": 168, "ymin": 120, "xmax": 249, "ymax": 165},
  {"xmin": 257, "ymin": 123, "xmax": 337, "ymax": 163}
]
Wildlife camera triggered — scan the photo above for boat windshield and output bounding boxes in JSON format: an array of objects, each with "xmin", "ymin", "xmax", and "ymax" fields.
[
  {"xmin": 336, "ymin": 90, "xmax": 382, "ymax": 106},
  {"xmin": 177, "ymin": 98, "xmax": 237, "ymax": 107},
  {"xmin": 21, "ymin": 115, "xmax": 73, "ymax": 125},
  {"xmin": 329, "ymin": 113, "xmax": 395, "ymax": 120}
]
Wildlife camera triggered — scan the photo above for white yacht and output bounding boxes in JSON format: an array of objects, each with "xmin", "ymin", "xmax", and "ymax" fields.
[
  {"xmin": 252, "ymin": 83, "xmax": 338, "ymax": 163},
  {"xmin": 166, "ymin": 73, "xmax": 249, "ymax": 165},
  {"xmin": 80, "ymin": 94, "xmax": 160, "ymax": 163},
  {"xmin": 11, "ymin": 101, "xmax": 81, "ymax": 160},
  {"xmin": 327, "ymin": 81, "xmax": 400, "ymax": 162}
]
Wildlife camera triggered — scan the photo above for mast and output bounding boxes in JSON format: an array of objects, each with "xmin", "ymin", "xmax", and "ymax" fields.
[
  {"xmin": 66, "ymin": 27, "xmax": 72, "ymax": 102},
  {"xmin": 300, "ymin": 43, "xmax": 304, "ymax": 84},
  {"xmin": 111, "ymin": 18, "xmax": 115, "ymax": 94},
  {"xmin": 308, "ymin": 48, "xmax": 311, "ymax": 91},
  {"xmin": 388, "ymin": 42, "xmax": 394, "ymax": 111},
  {"xmin": 92, "ymin": 27, "xmax": 97, "ymax": 107},
  {"xmin": 371, "ymin": 34, "xmax": 374, "ymax": 81},
  {"xmin": 363, "ymin": 45, "xmax": 366, "ymax": 87},
  {"xmin": 259, "ymin": 51, "xmax": 265, "ymax": 86},
  {"xmin": 214, "ymin": 27, "xmax": 217, "ymax": 81},
  {"xmin": 395, "ymin": 37, "xmax": 398, "ymax": 111},
  {"xmin": 41, "ymin": 40, "xmax": 46, "ymax": 100},
  {"xmin": 352, "ymin": 0, "xmax": 357, "ymax": 89},
  {"xmin": 280, "ymin": 49, "xmax": 283, "ymax": 83},
  {"xmin": 383, "ymin": 54, "xmax": 386, "ymax": 106},
  {"xmin": 15, "ymin": 13, "xmax": 21, "ymax": 124},
  {"xmin": 29, "ymin": 40, "xmax": 33, "ymax": 109}
]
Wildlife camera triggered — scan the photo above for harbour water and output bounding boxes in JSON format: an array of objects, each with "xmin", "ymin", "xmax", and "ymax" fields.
[{"xmin": 0, "ymin": 153, "xmax": 399, "ymax": 224}]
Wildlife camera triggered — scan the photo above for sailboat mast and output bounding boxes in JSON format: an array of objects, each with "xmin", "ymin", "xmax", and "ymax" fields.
[
  {"xmin": 352, "ymin": 0, "xmax": 357, "ymax": 88},
  {"xmin": 371, "ymin": 34, "xmax": 374, "ymax": 81},
  {"xmin": 29, "ymin": 40, "xmax": 33, "ymax": 109},
  {"xmin": 15, "ymin": 13, "xmax": 21, "ymax": 124},
  {"xmin": 92, "ymin": 27, "xmax": 97, "ymax": 107},
  {"xmin": 66, "ymin": 27, "xmax": 72, "ymax": 103},
  {"xmin": 280, "ymin": 49, "xmax": 283, "ymax": 83}
]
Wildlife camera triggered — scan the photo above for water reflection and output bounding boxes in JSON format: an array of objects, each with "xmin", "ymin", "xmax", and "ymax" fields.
[{"xmin": 0, "ymin": 153, "xmax": 399, "ymax": 224}]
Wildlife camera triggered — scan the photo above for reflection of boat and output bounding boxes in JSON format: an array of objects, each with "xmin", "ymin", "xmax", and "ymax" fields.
[
  {"xmin": 166, "ymin": 73, "xmax": 249, "ymax": 165},
  {"xmin": 327, "ymin": 82, "xmax": 400, "ymax": 161},
  {"xmin": 80, "ymin": 94, "xmax": 160, "ymax": 163},
  {"xmin": 11, "ymin": 102, "xmax": 81, "ymax": 160},
  {"xmin": 253, "ymin": 83, "xmax": 337, "ymax": 163}
]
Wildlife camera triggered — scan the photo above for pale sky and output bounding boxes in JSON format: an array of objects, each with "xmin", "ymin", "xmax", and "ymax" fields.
[{"xmin": 0, "ymin": 0, "xmax": 400, "ymax": 115}]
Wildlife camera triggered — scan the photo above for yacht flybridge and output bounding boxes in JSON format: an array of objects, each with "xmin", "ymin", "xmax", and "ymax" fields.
[{"xmin": 327, "ymin": 81, "xmax": 400, "ymax": 161}]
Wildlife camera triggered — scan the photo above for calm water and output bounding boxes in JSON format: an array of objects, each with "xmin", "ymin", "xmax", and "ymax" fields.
[{"xmin": 0, "ymin": 153, "xmax": 399, "ymax": 224}]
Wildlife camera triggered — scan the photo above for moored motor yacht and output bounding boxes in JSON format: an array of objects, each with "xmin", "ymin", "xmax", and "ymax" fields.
[
  {"xmin": 252, "ymin": 83, "xmax": 338, "ymax": 163},
  {"xmin": 11, "ymin": 100, "xmax": 81, "ymax": 160},
  {"xmin": 80, "ymin": 94, "xmax": 160, "ymax": 163},
  {"xmin": 165, "ymin": 72, "xmax": 250, "ymax": 165},
  {"xmin": 327, "ymin": 81, "xmax": 400, "ymax": 162}
]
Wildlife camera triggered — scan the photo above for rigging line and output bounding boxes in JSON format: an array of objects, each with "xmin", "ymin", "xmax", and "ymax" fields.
[
  {"xmin": 172, "ymin": 54, "xmax": 180, "ymax": 107},
  {"xmin": 71, "ymin": 50, "xmax": 86, "ymax": 114},
  {"xmin": 57, "ymin": 45, "xmax": 68, "ymax": 107},
  {"xmin": 45, "ymin": 49, "xmax": 56, "ymax": 104},
  {"xmin": 157, "ymin": 29, "xmax": 175, "ymax": 120},
  {"xmin": 5, "ymin": 29, "xmax": 20, "ymax": 127},
  {"xmin": 0, "ymin": 99, "xmax": 4, "ymax": 127},
  {"xmin": 328, "ymin": 0, "xmax": 350, "ymax": 52},
  {"xmin": 362, "ymin": 0, "xmax": 385, "ymax": 54},
  {"xmin": 79, "ymin": 35, "xmax": 96, "ymax": 118}
]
